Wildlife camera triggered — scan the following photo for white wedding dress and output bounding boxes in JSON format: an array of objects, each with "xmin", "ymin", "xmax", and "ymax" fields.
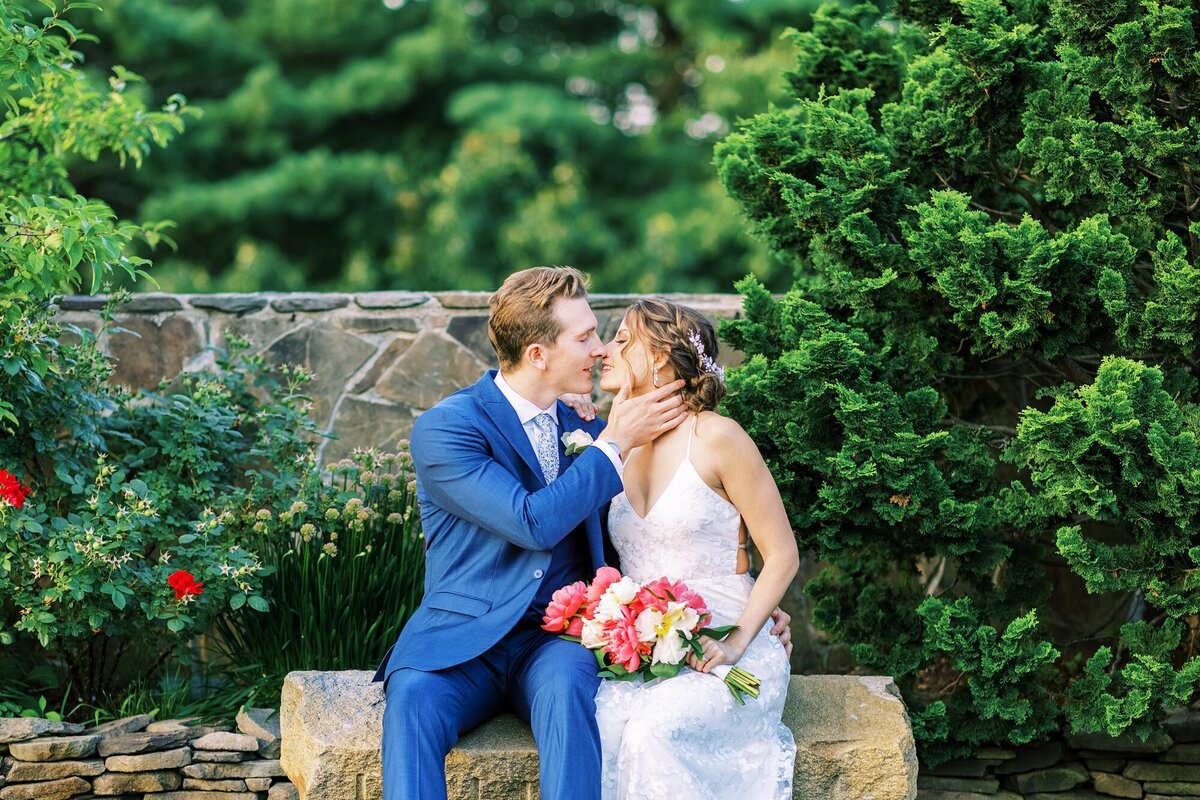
[{"xmin": 596, "ymin": 418, "xmax": 796, "ymax": 799}]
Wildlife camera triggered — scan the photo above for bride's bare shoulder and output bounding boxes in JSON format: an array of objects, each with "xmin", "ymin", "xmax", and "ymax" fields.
[{"xmin": 693, "ymin": 411, "xmax": 756, "ymax": 453}]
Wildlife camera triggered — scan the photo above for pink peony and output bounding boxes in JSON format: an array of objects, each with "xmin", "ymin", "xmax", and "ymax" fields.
[
  {"xmin": 674, "ymin": 581, "xmax": 711, "ymax": 628},
  {"xmin": 565, "ymin": 616, "xmax": 585, "ymax": 638},
  {"xmin": 603, "ymin": 606, "xmax": 651, "ymax": 673},
  {"xmin": 540, "ymin": 580, "xmax": 589, "ymax": 634},
  {"xmin": 587, "ymin": 566, "xmax": 624, "ymax": 604},
  {"xmin": 635, "ymin": 577, "xmax": 676, "ymax": 613}
]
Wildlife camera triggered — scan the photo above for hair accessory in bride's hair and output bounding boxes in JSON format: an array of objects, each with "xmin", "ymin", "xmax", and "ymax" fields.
[{"xmin": 687, "ymin": 329, "xmax": 725, "ymax": 382}]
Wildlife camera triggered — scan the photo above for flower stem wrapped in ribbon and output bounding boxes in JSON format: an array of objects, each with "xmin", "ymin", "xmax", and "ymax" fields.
[{"xmin": 542, "ymin": 566, "xmax": 761, "ymax": 704}]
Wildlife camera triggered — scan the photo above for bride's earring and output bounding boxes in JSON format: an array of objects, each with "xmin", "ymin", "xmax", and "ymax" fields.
[{"xmin": 652, "ymin": 367, "xmax": 660, "ymax": 388}]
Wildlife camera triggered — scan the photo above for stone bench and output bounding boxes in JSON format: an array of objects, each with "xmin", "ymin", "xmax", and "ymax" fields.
[{"xmin": 280, "ymin": 671, "xmax": 918, "ymax": 800}]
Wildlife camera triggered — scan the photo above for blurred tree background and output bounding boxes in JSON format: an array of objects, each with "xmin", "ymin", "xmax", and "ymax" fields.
[{"xmin": 66, "ymin": 0, "xmax": 819, "ymax": 294}]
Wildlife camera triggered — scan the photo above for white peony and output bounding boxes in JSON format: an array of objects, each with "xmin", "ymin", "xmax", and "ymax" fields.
[
  {"xmin": 581, "ymin": 617, "xmax": 608, "ymax": 649},
  {"xmin": 634, "ymin": 608, "xmax": 663, "ymax": 643},
  {"xmin": 562, "ymin": 429, "xmax": 595, "ymax": 454},
  {"xmin": 595, "ymin": 577, "xmax": 639, "ymax": 620},
  {"xmin": 652, "ymin": 632, "xmax": 688, "ymax": 665}
]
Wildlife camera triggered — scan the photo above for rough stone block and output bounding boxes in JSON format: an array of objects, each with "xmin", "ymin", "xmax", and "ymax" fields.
[
  {"xmin": 1165, "ymin": 745, "xmax": 1200, "ymax": 763},
  {"xmin": 1005, "ymin": 762, "xmax": 1089, "ymax": 794},
  {"xmin": 181, "ymin": 760, "xmax": 284, "ymax": 780},
  {"xmin": 994, "ymin": 740, "xmax": 1065, "ymax": 774},
  {"xmin": 104, "ymin": 746, "xmax": 191, "ymax": 771},
  {"xmin": 191, "ymin": 751, "xmax": 249, "ymax": 763},
  {"xmin": 1143, "ymin": 782, "xmax": 1200, "ymax": 796},
  {"xmin": 104, "ymin": 315, "xmax": 202, "ymax": 390},
  {"xmin": 280, "ymin": 670, "xmax": 918, "ymax": 800},
  {"xmin": 924, "ymin": 757, "xmax": 1003, "ymax": 777},
  {"xmin": 1069, "ymin": 729, "xmax": 1174, "ymax": 754},
  {"xmin": 92, "ymin": 769, "xmax": 182, "ymax": 794},
  {"xmin": 0, "ymin": 721, "xmax": 84, "ymax": 746},
  {"xmin": 86, "ymin": 716, "xmax": 153, "ymax": 738},
  {"xmin": 353, "ymin": 292, "xmax": 429, "ymax": 309},
  {"xmin": 435, "ymin": 292, "xmax": 492, "ymax": 309},
  {"xmin": 916, "ymin": 792, "xmax": 1020, "ymax": 800},
  {"xmin": 1164, "ymin": 709, "xmax": 1200, "ymax": 744},
  {"xmin": 191, "ymin": 733, "xmax": 258, "ymax": 753},
  {"xmin": 0, "ymin": 776, "xmax": 90, "ymax": 800},
  {"xmin": 1127, "ymin": 762, "xmax": 1200, "ymax": 782},
  {"xmin": 181, "ymin": 777, "xmax": 248, "ymax": 791},
  {"xmin": 373, "ymin": 330, "xmax": 487, "ymax": 410},
  {"xmin": 1090, "ymin": 770, "xmax": 1144, "ymax": 798},
  {"xmin": 270, "ymin": 295, "xmax": 350, "ymax": 313},
  {"xmin": 142, "ymin": 793, "xmax": 258, "ymax": 800},
  {"xmin": 236, "ymin": 708, "xmax": 281, "ymax": 760},
  {"xmin": 116, "ymin": 294, "xmax": 184, "ymax": 313},
  {"xmin": 187, "ymin": 294, "xmax": 269, "ymax": 314},
  {"xmin": 96, "ymin": 731, "xmax": 190, "ymax": 758},
  {"xmin": 4, "ymin": 758, "xmax": 104, "ymax": 782},
  {"xmin": 269, "ymin": 782, "xmax": 300, "ymax": 800},
  {"xmin": 917, "ymin": 775, "xmax": 1000, "ymax": 792},
  {"xmin": 1085, "ymin": 758, "xmax": 1126, "ymax": 772},
  {"xmin": 8, "ymin": 736, "xmax": 99, "ymax": 763}
]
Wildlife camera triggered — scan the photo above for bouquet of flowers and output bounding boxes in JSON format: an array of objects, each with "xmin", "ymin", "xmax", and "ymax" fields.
[{"xmin": 541, "ymin": 566, "xmax": 761, "ymax": 704}]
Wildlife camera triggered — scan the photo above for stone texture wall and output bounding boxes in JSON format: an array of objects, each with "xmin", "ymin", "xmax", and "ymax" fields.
[
  {"xmin": 916, "ymin": 706, "xmax": 1200, "ymax": 799},
  {"xmin": 56, "ymin": 291, "xmax": 742, "ymax": 467},
  {"xmin": 0, "ymin": 709, "xmax": 299, "ymax": 800}
]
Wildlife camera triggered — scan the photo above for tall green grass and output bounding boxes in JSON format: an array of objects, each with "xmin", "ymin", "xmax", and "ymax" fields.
[{"xmin": 212, "ymin": 448, "xmax": 425, "ymax": 706}]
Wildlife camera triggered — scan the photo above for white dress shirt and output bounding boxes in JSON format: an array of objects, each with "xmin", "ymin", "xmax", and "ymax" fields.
[{"xmin": 493, "ymin": 372, "xmax": 623, "ymax": 475}]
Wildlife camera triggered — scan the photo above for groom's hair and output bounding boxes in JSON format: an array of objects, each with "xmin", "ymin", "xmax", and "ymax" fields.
[{"xmin": 489, "ymin": 266, "xmax": 590, "ymax": 370}]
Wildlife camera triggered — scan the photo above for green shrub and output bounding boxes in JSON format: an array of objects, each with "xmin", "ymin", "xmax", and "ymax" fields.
[{"xmin": 715, "ymin": 0, "xmax": 1200, "ymax": 762}]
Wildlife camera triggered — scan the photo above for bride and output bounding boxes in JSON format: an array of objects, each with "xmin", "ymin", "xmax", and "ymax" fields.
[{"xmin": 592, "ymin": 298, "xmax": 799, "ymax": 799}]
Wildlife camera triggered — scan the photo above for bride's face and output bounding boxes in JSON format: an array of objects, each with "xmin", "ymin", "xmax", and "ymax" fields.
[{"xmin": 599, "ymin": 315, "xmax": 657, "ymax": 395}]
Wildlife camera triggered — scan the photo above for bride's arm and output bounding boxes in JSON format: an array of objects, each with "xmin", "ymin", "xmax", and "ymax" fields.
[{"xmin": 687, "ymin": 417, "xmax": 800, "ymax": 673}]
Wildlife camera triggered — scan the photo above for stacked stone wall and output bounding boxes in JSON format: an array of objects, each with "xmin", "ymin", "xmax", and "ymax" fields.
[
  {"xmin": 54, "ymin": 291, "xmax": 743, "ymax": 467},
  {"xmin": 917, "ymin": 706, "xmax": 1200, "ymax": 800},
  {"xmin": 0, "ymin": 710, "xmax": 299, "ymax": 800}
]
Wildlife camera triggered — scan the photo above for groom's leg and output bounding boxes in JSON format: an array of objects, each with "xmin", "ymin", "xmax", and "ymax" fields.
[
  {"xmin": 382, "ymin": 660, "xmax": 503, "ymax": 800},
  {"xmin": 509, "ymin": 629, "xmax": 603, "ymax": 800}
]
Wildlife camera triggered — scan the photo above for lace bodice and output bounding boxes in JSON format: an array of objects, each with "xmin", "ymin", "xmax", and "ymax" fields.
[{"xmin": 607, "ymin": 422, "xmax": 742, "ymax": 584}]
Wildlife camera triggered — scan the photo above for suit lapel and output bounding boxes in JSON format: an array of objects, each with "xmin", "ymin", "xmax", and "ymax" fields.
[{"xmin": 476, "ymin": 372, "xmax": 547, "ymax": 485}]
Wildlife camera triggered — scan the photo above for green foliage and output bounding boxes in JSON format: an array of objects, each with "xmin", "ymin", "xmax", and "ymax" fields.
[
  {"xmin": 1066, "ymin": 620, "xmax": 1200, "ymax": 740},
  {"xmin": 716, "ymin": 0, "xmax": 1200, "ymax": 758},
  {"xmin": 65, "ymin": 0, "xmax": 823, "ymax": 294},
  {"xmin": 211, "ymin": 448, "xmax": 425, "ymax": 708}
]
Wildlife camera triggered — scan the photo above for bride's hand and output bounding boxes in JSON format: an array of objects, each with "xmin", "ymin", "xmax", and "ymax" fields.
[
  {"xmin": 685, "ymin": 634, "xmax": 745, "ymax": 673},
  {"xmin": 558, "ymin": 392, "xmax": 597, "ymax": 421}
]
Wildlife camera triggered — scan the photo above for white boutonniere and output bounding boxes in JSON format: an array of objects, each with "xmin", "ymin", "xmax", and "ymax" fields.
[{"xmin": 562, "ymin": 429, "xmax": 594, "ymax": 456}]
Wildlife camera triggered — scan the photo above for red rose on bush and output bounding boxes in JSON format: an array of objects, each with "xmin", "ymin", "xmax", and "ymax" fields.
[
  {"xmin": 168, "ymin": 569, "xmax": 204, "ymax": 599},
  {"xmin": 0, "ymin": 469, "xmax": 29, "ymax": 509}
]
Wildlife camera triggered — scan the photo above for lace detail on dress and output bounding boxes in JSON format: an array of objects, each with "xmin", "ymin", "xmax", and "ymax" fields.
[{"xmin": 596, "ymin": 417, "xmax": 795, "ymax": 800}]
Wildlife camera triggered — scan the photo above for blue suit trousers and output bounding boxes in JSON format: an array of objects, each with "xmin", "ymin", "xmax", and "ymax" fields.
[{"xmin": 382, "ymin": 623, "xmax": 602, "ymax": 800}]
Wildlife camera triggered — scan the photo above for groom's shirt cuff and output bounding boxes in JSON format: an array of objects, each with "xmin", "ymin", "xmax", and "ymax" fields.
[{"xmin": 590, "ymin": 440, "xmax": 623, "ymax": 475}]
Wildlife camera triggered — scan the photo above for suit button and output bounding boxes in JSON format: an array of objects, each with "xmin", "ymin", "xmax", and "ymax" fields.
[{"xmin": 533, "ymin": 569, "xmax": 544, "ymax": 579}]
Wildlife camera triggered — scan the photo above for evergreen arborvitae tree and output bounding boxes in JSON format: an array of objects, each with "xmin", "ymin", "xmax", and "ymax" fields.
[
  {"xmin": 714, "ymin": 0, "xmax": 1200, "ymax": 760},
  {"xmin": 69, "ymin": 0, "xmax": 817, "ymax": 294}
]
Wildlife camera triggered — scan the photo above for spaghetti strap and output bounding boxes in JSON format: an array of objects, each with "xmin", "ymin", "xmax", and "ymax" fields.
[{"xmin": 685, "ymin": 414, "xmax": 698, "ymax": 460}]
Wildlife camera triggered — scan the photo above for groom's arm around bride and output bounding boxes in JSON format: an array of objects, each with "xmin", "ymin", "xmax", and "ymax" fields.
[{"xmin": 374, "ymin": 266, "xmax": 685, "ymax": 800}]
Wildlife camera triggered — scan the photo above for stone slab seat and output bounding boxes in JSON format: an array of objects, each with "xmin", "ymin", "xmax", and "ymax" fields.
[{"xmin": 280, "ymin": 671, "xmax": 918, "ymax": 800}]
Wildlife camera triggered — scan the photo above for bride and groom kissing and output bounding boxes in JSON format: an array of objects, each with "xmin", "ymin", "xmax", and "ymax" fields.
[{"xmin": 373, "ymin": 266, "xmax": 801, "ymax": 800}]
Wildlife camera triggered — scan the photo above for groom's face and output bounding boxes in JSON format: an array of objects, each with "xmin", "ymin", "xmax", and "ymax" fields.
[{"xmin": 541, "ymin": 296, "xmax": 604, "ymax": 395}]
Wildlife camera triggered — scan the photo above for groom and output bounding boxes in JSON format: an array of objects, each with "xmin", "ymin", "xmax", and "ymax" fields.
[{"xmin": 374, "ymin": 266, "xmax": 689, "ymax": 800}]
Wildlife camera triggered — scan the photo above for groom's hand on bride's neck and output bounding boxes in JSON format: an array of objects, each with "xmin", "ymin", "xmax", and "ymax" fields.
[{"xmin": 599, "ymin": 379, "xmax": 687, "ymax": 459}]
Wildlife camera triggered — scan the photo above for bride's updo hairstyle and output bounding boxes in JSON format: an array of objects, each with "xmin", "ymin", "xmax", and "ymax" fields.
[{"xmin": 623, "ymin": 298, "xmax": 726, "ymax": 413}]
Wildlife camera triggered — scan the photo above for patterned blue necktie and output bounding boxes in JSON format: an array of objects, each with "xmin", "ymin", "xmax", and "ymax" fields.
[{"xmin": 532, "ymin": 413, "xmax": 559, "ymax": 484}]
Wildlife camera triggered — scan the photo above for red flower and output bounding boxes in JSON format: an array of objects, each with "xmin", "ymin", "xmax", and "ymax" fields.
[
  {"xmin": 0, "ymin": 469, "xmax": 29, "ymax": 509},
  {"xmin": 540, "ymin": 580, "xmax": 588, "ymax": 634},
  {"xmin": 168, "ymin": 569, "xmax": 204, "ymax": 599}
]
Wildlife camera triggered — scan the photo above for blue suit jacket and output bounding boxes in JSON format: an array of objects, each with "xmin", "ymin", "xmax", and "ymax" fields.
[{"xmin": 374, "ymin": 371, "xmax": 623, "ymax": 679}]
